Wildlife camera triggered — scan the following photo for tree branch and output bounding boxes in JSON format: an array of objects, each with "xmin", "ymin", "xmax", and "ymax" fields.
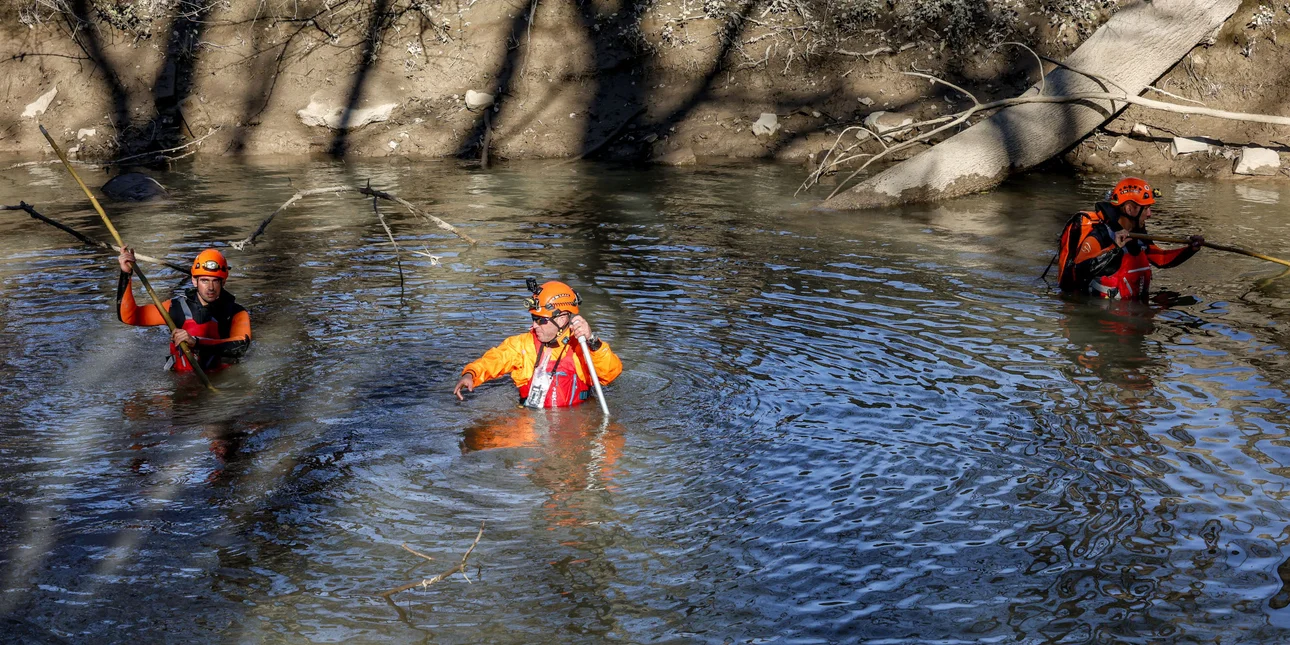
[{"xmin": 3, "ymin": 202, "xmax": 190, "ymax": 275}]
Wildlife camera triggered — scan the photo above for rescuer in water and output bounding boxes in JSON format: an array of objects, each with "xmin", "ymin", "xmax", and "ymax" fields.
[
  {"xmin": 1056, "ymin": 177, "xmax": 1204, "ymax": 300},
  {"xmin": 117, "ymin": 247, "xmax": 251, "ymax": 372},
  {"xmin": 454, "ymin": 279, "xmax": 622, "ymax": 408}
]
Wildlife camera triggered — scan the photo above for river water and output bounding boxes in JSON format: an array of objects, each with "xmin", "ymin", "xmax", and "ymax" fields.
[{"xmin": 2, "ymin": 159, "xmax": 1290, "ymax": 643}]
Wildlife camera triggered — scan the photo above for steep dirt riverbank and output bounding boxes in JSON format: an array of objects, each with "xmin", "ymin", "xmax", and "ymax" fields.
[{"xmin": 1, "ymin": 1, "xmax": 1288, "ymax": 184}]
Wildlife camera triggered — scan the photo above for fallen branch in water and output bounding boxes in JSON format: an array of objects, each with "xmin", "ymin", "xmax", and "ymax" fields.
[
  {"xmin": 401, "ymin": 543, "xmax": 435, "ymax": 563},
  {"xmin": 369, "ymin": 181, "xmax": 406, "ymax": 304},
  {"xmin": 2, "ymin": 202, "xmax": 191, "ymax": 275},
  {"xmin": 233, "ymin": 183, "xmax": 476, "ymax": 250},
  {"xmin": 356, "ymin": 183, "xmax": 477, "ymax": 246},
  {"xmin": 380, "ymin": 522, "xmax": 485, "ymax": 597},
  {"xmin": 1128, "ymin": 233, "xmax": 1290, "ymax": 268},
  {"xmin": 230, "ymin": 185, "xmax": 348, "ymax": 250}
]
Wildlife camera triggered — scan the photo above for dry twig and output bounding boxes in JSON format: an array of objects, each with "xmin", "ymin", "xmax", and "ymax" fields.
[
  {"xmin": 356, "ymin": 183, "xmax": 477, "ymax": 245},
  {"xmin": 3, "ymin": 127, "xmax": 221, "ymax": 171},
  {"xmin": 401, "ymin": 543, "xmax": 435, "ymax": 563}
]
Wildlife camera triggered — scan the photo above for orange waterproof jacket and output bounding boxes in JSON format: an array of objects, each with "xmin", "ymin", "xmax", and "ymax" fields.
[{"xmin": 462, "ymin": 331, "xmax": 622, "ymax": 406}]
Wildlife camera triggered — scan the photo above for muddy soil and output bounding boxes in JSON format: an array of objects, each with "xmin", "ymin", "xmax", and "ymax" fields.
[{"xmin": 1, "ymin": 1, "xmax": 1287, "ymax": 184}]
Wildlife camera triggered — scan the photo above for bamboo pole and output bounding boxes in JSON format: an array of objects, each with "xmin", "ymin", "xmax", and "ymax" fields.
[
  {"xmin": 38, "ymin": 125, "xmax": 216, "ymax": 392},
  {"xmin": 1128, "ymin": 233, "xmax": 1290, "ymax": 268}
]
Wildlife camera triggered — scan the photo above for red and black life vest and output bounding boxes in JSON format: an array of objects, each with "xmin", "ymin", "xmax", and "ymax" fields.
[
  {"xmin": 1090, "ymin": 243, "xmax": 1152, "ymax": 300},
  {"xmin": 517, "ymin": 336, "xmax": 592, "ymax": 408},
  {"xmin": 165, "ymin": 291, "xmax": 248, "ymax": 372}
]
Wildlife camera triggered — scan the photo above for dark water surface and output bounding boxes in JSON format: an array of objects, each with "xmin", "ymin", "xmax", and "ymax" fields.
[{"xmin": 3, "ymin": 159, "xmax": 1290, "ymax": 643}]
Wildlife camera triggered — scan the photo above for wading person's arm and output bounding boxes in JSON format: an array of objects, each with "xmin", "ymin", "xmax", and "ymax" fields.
[
  {"xmin": 116, "ymin": 247, "xmax": 170, "ymax": 327},
  {"xmin": 455, "ymin": 336, "xmax": 527, "ymax": 400},
  {"xmin": 1146, "ymin": 235, "xmax": 1205, "ymax": 268}
]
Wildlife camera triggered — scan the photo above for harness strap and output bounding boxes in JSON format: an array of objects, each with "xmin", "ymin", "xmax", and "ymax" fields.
[{"xmin": 177, "ymin": 297, "xmax": 194, "ymax": 323}]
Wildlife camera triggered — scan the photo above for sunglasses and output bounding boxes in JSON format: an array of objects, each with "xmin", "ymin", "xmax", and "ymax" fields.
[
  {"xmin": 531, "ymin": 313, "xmax": 569, "ymax": 325},
  {"xmin": 197, "ymin": 260, "xmax": 228, "ymax": 272}
]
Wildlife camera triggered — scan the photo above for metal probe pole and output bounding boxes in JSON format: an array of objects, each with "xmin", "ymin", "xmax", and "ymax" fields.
[{"xmin": 577, "ymin": 336, "xmax": 610, "ymax": 417}]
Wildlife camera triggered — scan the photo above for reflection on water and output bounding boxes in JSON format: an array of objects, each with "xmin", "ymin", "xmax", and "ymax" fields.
[{"xmin": 3, "ymin": 161, "xmax": 1290, "ymax": 642}]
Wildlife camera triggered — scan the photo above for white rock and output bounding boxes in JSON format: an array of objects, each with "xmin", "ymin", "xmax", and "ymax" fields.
[
  {"xmin": 1116, "ymin": 160, "xmax": 1135, "ymax": 168},
  {"xmin": 751, "ymin": 113, "xmax": 780, "ymax": 137},
  {"xmin": 297, "ymin": 99, "xmax": 398, "ymax": 130},
  {"xmin": 858, "ymin": 97, "xmax": 874, "ymax": 107},
  {"xmin": 1234, "ymin": 147, "xmax": 1281, "ymax": 176},
  {"xmin": 388, "ymin": 140, "xmax": 399, "ymax": 150},
  {"xmin": 1171, "ymin": 137, "xmax": 1213, "ymax": 155},
  {"xmin": 465, "ymin": 90, "xmax": 494, "ymax": 110},
  {"xmin": 863, "ymin": 111, "xmax": 914, "ymax": 136},
  {"xmin": 76, "ymin": 128, "xmax": 97, "ymax": 141},
  {"xmin": 22, "ymin": 87, "xmax": 58, "ymax": 119},
  {"xmin": 1110, "ymin": 137, "xmax": 1134, "ymax": 154},
  {"xmin": 1131, "ymin": 123, "xmax": 1150, "ymax": 137}
]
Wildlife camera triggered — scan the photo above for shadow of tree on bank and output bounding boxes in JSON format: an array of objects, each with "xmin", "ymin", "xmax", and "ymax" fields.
[
  {"xmin": 64, "ymin": 0, "xmax": 130, "ymax": 142},
  {"xmin": 150, "ymin": 0, "xmax": 215, "ymax": 152},
  {"xmin": 327, "ymin": 0, "xmax": 393, "ymax": 158}
]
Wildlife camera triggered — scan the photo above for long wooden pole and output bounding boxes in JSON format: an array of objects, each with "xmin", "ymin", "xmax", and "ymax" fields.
[
  {"xmin": 38, "ymin": 125, "xmax": 216, "ymax": 391},
  {"xmin": 1128, "ymin": 233, "xmax": 1290, "ymax": 268}
]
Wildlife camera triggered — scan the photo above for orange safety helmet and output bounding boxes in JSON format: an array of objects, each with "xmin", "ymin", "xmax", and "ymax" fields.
[
  {"xmin": 191, "ymin": 248, "xmax": 230, "ymax": 280},
  {"xmin": 1108, "ymin": 177, "xmax": 1160, "ymax": 207},
  {"xmin": 525, "ymin": 279, "xmax": 581, "ymax": 316}
]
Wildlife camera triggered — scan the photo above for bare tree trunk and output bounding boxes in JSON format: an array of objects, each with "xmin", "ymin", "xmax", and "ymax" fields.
[{"xmin": 822, "ymin": 0, "xmax": 1241, "ymax": 211}]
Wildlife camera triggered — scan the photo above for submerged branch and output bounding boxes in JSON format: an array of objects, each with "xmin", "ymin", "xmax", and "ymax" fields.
[
  {"xmin": 380, "ymin": 522, "xmax": 485, "ymax": 597},
  {"xmin": 356, "ymin": 183, "xmax": 477, "ymax": 246},
  {"xmin": 233, "ymin": 182, "xmax": 477, "ymax": 251},
  {"xmin": 3, "ymin": 202, "xmax": 190, "ymax": 275},
  {"xmin": 231, "ymin": 185, "xmax": 348, "ymax": 250},
  {"xmin": 369, "ymin": 182, "xmax": 406, "ymax": 304}
]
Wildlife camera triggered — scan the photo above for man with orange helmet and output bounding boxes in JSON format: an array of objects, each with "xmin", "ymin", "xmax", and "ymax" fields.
[
  {"xmin": 1055, "ymin": 177, "xmax": 1204, "ymax": 300},
  {"xmin": 117, "ymin": 247, "xmax": 251, "ymax": 372},
  {"xmin": 454, "ymin": 279, "xmax": 622, "ymax": 408}
]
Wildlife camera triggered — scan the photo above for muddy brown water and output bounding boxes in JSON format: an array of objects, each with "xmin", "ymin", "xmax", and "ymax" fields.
[{"xmin": 3, "ymin": 160, "xmax": 1290, "ymax": 643}]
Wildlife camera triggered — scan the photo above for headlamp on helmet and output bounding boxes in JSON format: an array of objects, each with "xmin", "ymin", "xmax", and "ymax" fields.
[
  {"xmin": 524, "ymin": 279, "xmax": 582, "ymax": 316},
  {"xmin": 191, "ymin": 248, "xmax": 230, "ymax": 280}
]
